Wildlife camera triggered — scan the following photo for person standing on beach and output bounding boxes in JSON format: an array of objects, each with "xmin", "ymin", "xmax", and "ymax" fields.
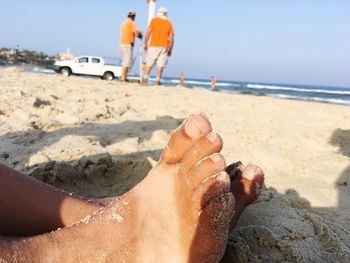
[
  {"xmin": 211, "ymin": 76, "xmax": 217, "ymax": 90},
  {"xmin": 143, "ymin": 7, "xmax": 174, "ymax": 85},
  {"xmin": 120, "ymin": 11, "xmax": 143, "ymax": 82},
  {"xmin": 180, "ymin": 72, "xmax": 185, "ymax": 87}
]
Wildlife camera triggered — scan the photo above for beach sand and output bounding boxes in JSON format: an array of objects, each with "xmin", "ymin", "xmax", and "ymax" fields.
[{"xmin": 1, "ymin": 67, "xmax": 350, "ymax": 262}]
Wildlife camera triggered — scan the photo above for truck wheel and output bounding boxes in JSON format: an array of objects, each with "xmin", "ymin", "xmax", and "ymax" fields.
[
  {"xmin": 60, "ymin": 67, "xmax": 71, "ymax": 77},
  {"xmin": 103, "ymin": 72, "xmax": 114, "ymax": 81}
]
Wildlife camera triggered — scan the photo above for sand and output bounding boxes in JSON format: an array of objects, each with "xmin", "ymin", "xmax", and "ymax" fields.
[{"xmin": 1, "ymin": 67, "xmax": 350, "ymax": 262}]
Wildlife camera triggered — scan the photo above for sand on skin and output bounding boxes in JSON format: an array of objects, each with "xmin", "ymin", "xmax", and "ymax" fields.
[{"xmin": 1, "ymin": 67, "xmax": 350, "ymax": 262}]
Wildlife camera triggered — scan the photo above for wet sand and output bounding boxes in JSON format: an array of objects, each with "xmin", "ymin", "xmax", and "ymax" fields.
[{"xmin": 1, "ymin": 67, "xmax": 350, "ymax": 262}]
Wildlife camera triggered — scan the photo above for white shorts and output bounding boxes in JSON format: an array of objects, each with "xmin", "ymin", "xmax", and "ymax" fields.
[
  {"xmin": 145, "ymin": 47, "xmax": 169, "ymax": 68},
  {"xmin": 120, "ymin": 44, "xmax": 133, "ymax": 67}
]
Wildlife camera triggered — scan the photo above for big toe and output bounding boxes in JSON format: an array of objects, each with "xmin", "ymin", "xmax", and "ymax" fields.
[
  {"xmin": 159, "ymin": 113, "xmax": 212, "ymax": 165},
  {"xmin": 190, "ymin": 192, "xmax": 235, "ymax": 263},
  {"xmin": 188, "ymin": 156, "xmax": 234, "ymax": 262}
]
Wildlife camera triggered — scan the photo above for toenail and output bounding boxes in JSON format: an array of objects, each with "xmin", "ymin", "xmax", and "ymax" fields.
[
  {"xmin": 242, "ymin": 164, "xmax": 260, "ymax": 180},
  {"xmin": 211, "ymin": 153, "xmax": 226, "ymax": 166},
  {"xmin": 255, "ymin": 167, "xmax": 263, "ymax": 176},
  {"xmin": 206, "ymin": 132, "xmax": 219, "ymax": 143},
  {"xmin": 216, "ymin": 171, "xmax": 230, "ymax": 182},
  {"xmin": 185, "ymin": 115, "xmax": 208, "ymax": 139}
]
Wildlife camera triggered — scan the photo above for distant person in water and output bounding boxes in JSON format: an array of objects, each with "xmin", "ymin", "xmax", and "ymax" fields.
[
  {"xmin": 0, "ymin": 114, "xmax": 264, "ymax": 262},
  {"xmin": 211, "ymin": 76, "xmax": 217, "ymax": 90},
  {"xmin": 143, "ymin": 7, "xmax": 175, "ymax": 86},
  {"xmin": 120, "ymin": 10, "xmax": 143, "ymax": 82}
]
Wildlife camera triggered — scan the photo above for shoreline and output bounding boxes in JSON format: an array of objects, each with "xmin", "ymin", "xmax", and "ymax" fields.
[{"xmin": 2, "ymin": 64, "xmax": 349, "ymax": 107}]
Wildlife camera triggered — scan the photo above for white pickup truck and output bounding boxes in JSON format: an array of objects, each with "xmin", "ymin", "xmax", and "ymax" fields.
[{"xmin": 54, "ymin": 56, "xmax": 122, "ymax": 80}]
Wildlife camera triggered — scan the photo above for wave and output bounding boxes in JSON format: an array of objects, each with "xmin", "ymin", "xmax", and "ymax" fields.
[
  {"xmin": 168, "ymin": 79, "xmax": 211, "ymax": 85},
  {"xmin": 217, "ymin": 83, "xmax": 241, "ymax": 87},
  {"xmin": 272, "ymin": 94, "xmax": 350, "ymax": 105},
  {"xmin": 247, "ymin": 84, "xmax": 350, "ymax": 95},
  {"xmin": 168, "ymin": 79, "xmax": 237, "ymax": 87},
  {"xmin": 220, "ymin": 90, "xmax": 350, "ymax": 105}
]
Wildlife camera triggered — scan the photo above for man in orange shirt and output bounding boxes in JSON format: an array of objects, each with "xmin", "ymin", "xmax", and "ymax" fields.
[
  {"xmin": 120, "ymin": 11, "xmax": 142, "ymax": 82},
  {"xmin": 143, "ymin": 7, "xmax": 174, "ymax": 85}
]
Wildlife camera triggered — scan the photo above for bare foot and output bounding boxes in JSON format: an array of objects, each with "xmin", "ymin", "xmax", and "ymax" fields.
[{"xmin": 2, "ymin": 114, "xmax": 235, "ymax": 262}]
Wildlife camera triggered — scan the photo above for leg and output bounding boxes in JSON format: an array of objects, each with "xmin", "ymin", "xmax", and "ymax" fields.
[
  {"xmin": 142, "ymin": 65, "xmax": 153, "ymax": 84},
  {"xmin": 155, "ymin": 48, "xmax": 169, "ymax": 85},
  {"xmin": 142, "ymin": 47, "xmax": 158, "ymax": 84},
  {"xmin": 0, "ymin": 114, "xmax": 241, "ymax": 262},
  {"xmin": 120, "ymin": 44, "xmax": 133, "ymax": 81},
  {"xmin": 0, "ymin": 150, "xmax": 263, "ymax": 238},
  {"xmin": 144, "ymin": 65, "xmax": 152, "ymax": 76},
  {"xmin": 156, "ymin": 67, "xmax": 164, "ymax": 85},
  {"xmin": 0, "ymin": 163, "xmax": 103, "ymax": 236},
  {"xmin": 121, "ymin": 66, "xmax": 129, "ymax": 81}
]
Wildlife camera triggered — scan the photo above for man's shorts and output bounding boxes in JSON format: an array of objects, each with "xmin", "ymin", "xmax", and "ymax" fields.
[
  {"xmin": 145, "ymin": 47, "xmax": 169, "ymax": 68},
  {"xmin": 120, "ymin": 44, "xmax": 133, "ymax": 67}
]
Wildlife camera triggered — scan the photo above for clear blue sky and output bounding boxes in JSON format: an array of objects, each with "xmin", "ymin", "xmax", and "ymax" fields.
[{"xmin": 1, "ymin": 0, "xmax": 349, "ymax": 87}]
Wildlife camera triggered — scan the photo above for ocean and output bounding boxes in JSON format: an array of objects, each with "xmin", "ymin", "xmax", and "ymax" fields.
[
  {"xmin": 9, "ymin": 65, "xmax": 350, "ymax": 106},
  {"xmin": 159, "ymin": 77, "xmax": 350, "ymax": 106}
]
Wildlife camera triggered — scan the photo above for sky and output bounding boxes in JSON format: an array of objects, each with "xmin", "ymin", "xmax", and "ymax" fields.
[{"xmin": 1, "ymin": 0, "xmax": 349, "ymax": 87}]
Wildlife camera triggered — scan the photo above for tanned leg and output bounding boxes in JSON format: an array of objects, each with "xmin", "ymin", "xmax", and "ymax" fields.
[
  {"xmin": 144, "ymin": 65, "xmax": 152, "ymax": 76},
  {"xmin": 142, "ymin": 65, "xmax": 153, "ymax": 84},
  {"xmin": 0, "ymin": 163, "xmax": 103, "ymax": 237},
  {"xmin": 157, "ymin": 67, "xmax": 164, "ymax": 79},
  {"xmin": 121, "ymin": 66, "xmax": 129, "ymax": 81},
  {"xmin": 155, "ymin": 67, "xmax": 164, "ymax": 85}
]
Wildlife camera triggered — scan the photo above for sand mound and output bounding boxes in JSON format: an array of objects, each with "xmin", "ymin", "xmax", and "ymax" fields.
[
  {"xmin": 28, "ymin": 153, "xmax": 154, "ymax": 198},
  {"xmin": 222, "ymin": 188, "xmax": 350, "ymax": 262}
]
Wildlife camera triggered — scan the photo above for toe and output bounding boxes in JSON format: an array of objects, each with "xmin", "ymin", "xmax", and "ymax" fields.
[
  {"xmin": 188, "ymin": 153, "xmax": 226, "ymax": 187},
  {"xmin": 189, "ymin": 193, "xmax": 235, "ymax": 262},
  {"xmin": 160, "ymin": 113, "xmax": 212, "ymax": 165},
  {"xmin": 232, "ymin": 164, "xmax": 265, "ymax": 204},
  {"xmin": 203, "ymin": 193, "xmax": 235, "ymax": 230},
  {"xmin": 229, "ymin": 163, "xmax": 265, "ymax": 231},
  {"xmin": 180, "ymin": 132, "xmax": 223, "ymax": 176},
  {"xmin": 192, "ymin": 171, "xmax": 231, "ymax": 209}
]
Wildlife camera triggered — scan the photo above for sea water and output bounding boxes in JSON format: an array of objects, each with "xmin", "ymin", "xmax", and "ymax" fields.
[{"xmin": 161, "ymin": 77, "xmax": 350, "ymax": 106}]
